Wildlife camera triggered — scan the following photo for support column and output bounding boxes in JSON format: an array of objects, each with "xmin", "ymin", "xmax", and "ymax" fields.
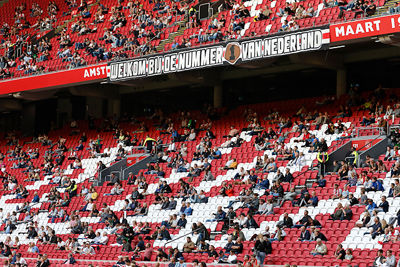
[
  {"xmin": 21, "ymin": 103, "xmax": 36, "ymax": 136},
  {"xmin": 336, "ymin": 68, "xmax": 347, "ymax": 98},
  {"xmin": 86, "ymin": 96, "xmax": 103, "ymax": 118},
  {"xmin": 111, "ymin": 98, "xmax": 121, "ymax": 118},
  {"xmin": 213, "ymin": 84, "xmax": 223, "ymax": 108}
]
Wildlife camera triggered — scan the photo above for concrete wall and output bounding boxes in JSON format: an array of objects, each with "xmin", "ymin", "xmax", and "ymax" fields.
[
  {"xmin": 326, "ymin": 140, "xmax": 352, "ymax": 171},
  {"xmin": 359, "ymin": 137, "xmax": 388, "ymax": 162},
  {"xmin": 122, "ymin": 154, "xmax": 154, "ymax": 180}
]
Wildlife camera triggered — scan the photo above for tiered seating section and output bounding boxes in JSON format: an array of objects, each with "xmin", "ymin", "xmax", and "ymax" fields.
[
  {"xmin": 0, "ymin": 90, "xmax": 399, "ymax": 266},
  {"xmin": 0, "ymin": 0, "xmax": 385, "ymax": 79}
]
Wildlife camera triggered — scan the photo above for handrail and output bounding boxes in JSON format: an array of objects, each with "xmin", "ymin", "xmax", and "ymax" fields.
[
  {"xmin": 163, "ymin": 227, "xmax": 203, "ymax": 247},
  {"xmin": 292, "ymin": 162, "xmax": 318, "ymax": 187},
  {"xmin": 351, "ymin": 126, "xmax": 385, "ymax": 138}
]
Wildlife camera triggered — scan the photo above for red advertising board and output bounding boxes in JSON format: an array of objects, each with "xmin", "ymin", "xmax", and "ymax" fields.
[
  {"xmin": 352, "ymin": 138, "xmax": 382, "ymax": 151},
  {"xmin": 0, "ymin": 64, "xmax": 109, "ymax": 95},
  {"xmin": 330, "ymin": 14, "xmax": 400, "ymax": 42}
]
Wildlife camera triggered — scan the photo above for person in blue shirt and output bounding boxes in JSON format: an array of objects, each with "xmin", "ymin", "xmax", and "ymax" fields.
[
  {"xmin": 183, "ymin": 203, "xmax": 193, "ymax": 216},
  {"xmin": 309, "ymin": 191, "xmax": 319, "ymax": 207},
  {"xmin": 32, "ymin": 192, "xmax": 40, "ymax": 203},
  {"xmin": 207, "ymin": 206, "xmax": 226, "ymax": 222},
  {"xmin": 177, "ymin": 214, "xmax": 187, "ymax": 228},
  {"xmin": 366, "ymin": 199, "xmax": 377, "ymax": 214},
  {"xmin": 256, "ymin": 175, "xmax": 270, "ymax": 190},
  {"xmin": 317, "ymin": 175, "xmax": 327, "ymax": 187},
  {"xmin": 28, "ymin": 242, "xmax": 40, "ymax": 253},
  {"xmin": 210, "ymin": 148, "xmax": 222, "ymax": 159},
  {"xmin": 175, "ymin": 257, "xmax": 187, "ymax": 267},
  {"xmin": 367, "ymin": 177, "xmax": 384, "ymax": 192}
]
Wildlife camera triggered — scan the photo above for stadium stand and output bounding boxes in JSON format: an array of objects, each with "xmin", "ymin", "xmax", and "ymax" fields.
[
  {"xmin": 0, "ymin": 86, "xmax": 397, "ymax": 267},
  {"xmin": 0, "ymin": 0, "xmax": 387, "ymax": 80}
]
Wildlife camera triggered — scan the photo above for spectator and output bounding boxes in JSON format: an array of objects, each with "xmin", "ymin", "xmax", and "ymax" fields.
[
  {"xmin": 345, "ymin": 249, "xmax": 353, "ymax": 261},
  {"xmin": 254, "ymin": 234, "xmax": 272, "ymax": 267},
  {"xmin": 373, "ymin": 249, "xmax": 385, "ymax": 266},
  {"xmin": 386, "ymin": 250, "xmax": 396, "ymax": 267},
  {"xmin": 277, "ymin": 213, "xmax": 293, "ymax": 228},
  {"xmin": 377, "ymin": 196, "xmax": 389, "ymax": 213},
  {"xmin": 310, "ymin": 239, "xmax": 327, "ymax": 256},
  {"xmin": 334, "ymin": 244, "xmax": 346, "ymax": 260},
  {"xmin": 183, "ymin": 237, "xmax": 196, "ymax": 253},
  {"xmin": 298, "ymin": 226, "xmax": 311, "ymax": 241},
  {"xmin": 365, "ymin": 217, "xmax": 383, "ymax": 239}
]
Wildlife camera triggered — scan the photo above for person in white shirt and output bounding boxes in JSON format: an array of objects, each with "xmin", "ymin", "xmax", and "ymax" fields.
[
  {"xmin": 234, "ymin": 213, "xmax": 248, "ymax": 228},
  {"xmin": 99, "ymin": 232, "xmax": 109, "ymax": 245},
  {"xmin": 227, "ymin": 251, "xmax": 238, "ymax": 263},
  {"xmin": 258, "ymin": 199, "xmax": 274, "ymax": 215},
  {"xmin": 311, "ymin": 238, "xmax": 327, "ymax": 256},
  {"xmin": 15, "ymin": 253, "xmax": 27, "ymax": 265},
  {"xmin": 386, "ymin": 250, "xmax": 396, "ymax": 267},
  {"xmin": 81, "ymin": 242, "xmax": 95, "ymax": 255},
  {"xmin": 107, "ymin": 184, "xmax": 124, "ymax": 195}
]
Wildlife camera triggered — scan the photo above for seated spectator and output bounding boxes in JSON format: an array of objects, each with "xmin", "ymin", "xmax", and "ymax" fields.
[
  {"xmin": 373, "ymin": 249, "xmax": 386, "ymax": 266},
  {"xmin": 366, "ymin": 199, "xmax": 377, "ymax": 214},
  {"xmin": 366, "ymin": 177, "xmax": 384, "ymax": 192},
  {"xmin": 331, "ymin": 184, "xmax": 342, "ymax": 199},
  {"xmin": 334, "ymin": 244, "xmax": 346, "ymax": 260},
  {"xmin": 377, "ymin": 196, "xmax": 389, "ymax": 213},
  {"xmin": 316, "ymin": 175, "xmax": 326, "ymax": 187},
  {"xmin": 348, "ymin": 193, "xmax": 359, "ymax": 206},
  {"xmin": 310, "ymin": 238, "xmax": 327, "ymax": 256},
  {"xmin": 105, "ymin": 183, "xmax": 124, "ymax": 196},
  {"xmin": 294, "ymin": 210, "xmax": 311, "ymax": 228},
  {"xmin": 207, "ymin": 206, "xmax": 227, "ymax": 222},
  {"xmin": 183, "ymin": 237, "xmax": 196, "ymax": 253},
  {"xmin": 364, "ymin": 217, "xmax": 383, "ymax": 239},
  {"xmin": 298, "ymin": 226, "xmax": 311, "ymax": 241},
  {"xmin": 257, "ymin": 199, "xmax": 274, "ymax": 215},
  {"xmin": 277, "ymin": 213, "xmax": 293, "ymax": 228},
  {"xmin": 280, "ymin": 188, "xmax": 297, "ymax": 206},
  {"xmin": 330, "ymin": 203, "xmax": 345, "ymax": 220}
]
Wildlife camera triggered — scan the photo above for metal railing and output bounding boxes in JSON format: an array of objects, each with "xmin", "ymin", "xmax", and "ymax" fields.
[
  {"xmin": 351, "ymin": 126, "xmax": 386, "ymax": 138},
  {"xmin": 163, "ymin": 226, "xmax": 205, "ymax": 248}
]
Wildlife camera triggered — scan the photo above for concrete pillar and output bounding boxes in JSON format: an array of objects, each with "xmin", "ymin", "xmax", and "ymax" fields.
[
  {"xmin": 107, "ymin": 98, "xmax": 121, "ymax": 118},
  {"xmin": 86, "ymin": 96, "xmax": 103, "ymax": 118},
  {"xmin": 213, "ymin": 84, "xmax": 223, "ymax": 108},
  {"xmin": 21, "ymin": 103, "xmax": 36, "ymax": 136},
  {"xmin": 336, "ymin": 68, "xmax": 347, "ymax": 98}
]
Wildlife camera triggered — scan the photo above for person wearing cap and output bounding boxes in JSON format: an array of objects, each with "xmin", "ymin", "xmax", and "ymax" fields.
[{"xmin": 175, "ymin": 257, "xmax": 186, "ymax": 267}]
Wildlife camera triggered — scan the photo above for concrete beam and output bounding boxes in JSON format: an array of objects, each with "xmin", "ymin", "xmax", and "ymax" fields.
[
  {"xmin": 289, "ymin": 51, "xmax": 344, "ymax": 70},
  {"xmin": 118, "ymin": 80, "xmax": 192, "ymax": 94},
  {"xmin": 344, "ymin": 46, "xmax": 400, "ymax": 63},
  {"xmin": 220, "ymin": 63, "xmax": 307, "ymax": 80},
  {"xmin": 69, "ymin": 84, "xmax": 120, "ymax": 99}
]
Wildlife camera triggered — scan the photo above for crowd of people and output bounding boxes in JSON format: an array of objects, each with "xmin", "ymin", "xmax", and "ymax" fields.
[
  {"xmin": 0, "ymin": 0, "xmax": 384, "ymax": 79},
  {"xmin": 0, "ymin": 88, "xmax": 398, "ymax": 267}
]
